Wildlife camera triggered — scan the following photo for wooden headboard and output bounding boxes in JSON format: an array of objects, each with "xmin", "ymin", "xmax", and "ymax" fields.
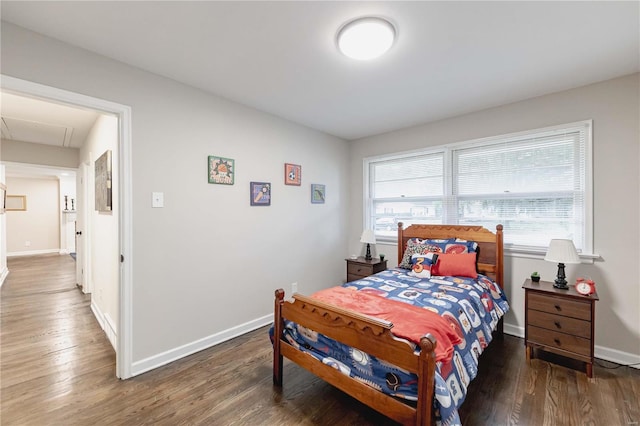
[{"xmin": 396, "ymin": 223, "xmax": 504, "ymax": 287}]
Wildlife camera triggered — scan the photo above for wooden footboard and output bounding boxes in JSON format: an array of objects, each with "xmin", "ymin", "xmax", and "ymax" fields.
[{"xmin": 273, "ymin": 289, "xmax": 437, "ymax": 426}]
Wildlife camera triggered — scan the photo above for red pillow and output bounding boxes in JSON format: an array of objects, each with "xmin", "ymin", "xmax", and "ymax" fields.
[{"xmin": 431, "ymin": 253, "xmax": 478, "ymax": 279}]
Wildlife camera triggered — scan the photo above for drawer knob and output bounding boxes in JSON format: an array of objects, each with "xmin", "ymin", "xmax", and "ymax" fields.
[
  {"xmin": 554, "ymin": 338, "xmax": 561, "ymax": 345},
  {"xmin": 554, "ymin": 321, "xmax": 561, "ymax": 329},
  {"xmin": 554, "ymin": 305, "xmax": 562, "ymax": 311}
]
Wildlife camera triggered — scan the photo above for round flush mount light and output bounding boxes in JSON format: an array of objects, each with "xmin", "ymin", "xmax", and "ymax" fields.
[{"xmin": 337, "ymin": 17, "xmax": 396, "ymax": 60}]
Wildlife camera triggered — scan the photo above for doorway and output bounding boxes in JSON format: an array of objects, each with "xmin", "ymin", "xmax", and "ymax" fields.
[{"xmin": 0, "ymin": 75, "xmax": 133, "ymax": 379}]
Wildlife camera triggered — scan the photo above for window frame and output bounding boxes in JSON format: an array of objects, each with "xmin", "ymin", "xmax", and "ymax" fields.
[{"xmin": 363, "ymin": 120, "xmax": 594, "ymax": 259}]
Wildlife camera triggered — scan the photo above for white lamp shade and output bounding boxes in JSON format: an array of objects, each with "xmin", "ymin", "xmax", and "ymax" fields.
[
  {"xmin": 360, "ymin": 229, "xmax": 377, "ymax": 244},
  {"xmin": 544, "ymin": 239, "xmax": 580, "ymax": 264}
]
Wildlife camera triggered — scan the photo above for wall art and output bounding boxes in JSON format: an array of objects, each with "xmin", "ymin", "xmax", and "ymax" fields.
[
  {"xmin": 6, "ymin": 194, "xmax": 26, "ymax": 211},
  {"xmin": 250, "ymin": 181, "xmax": 271, "ymax": 206},
  {"xmin": 208, "ymin": 155, "xmax": 235, "ymax": 185},
  {"xmin": 95, "ymin": 149, "xmax": 112, "ymax": 212},
  {"xmin": 0, "ymin": 183, "xmax": 5, "ymax": 214},
  {"xmin": 284, "ymin": 163, "xmax": 301, "ymax": 186},
  {"xmin": 311, "ymin": 184, "xmax": 325, "ymax": 204}
]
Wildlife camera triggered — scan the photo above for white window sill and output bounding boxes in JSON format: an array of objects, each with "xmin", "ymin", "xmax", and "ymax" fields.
[
  {"xmin": 376, "ymin": 239, "xmax": 599, "ymax": 264},
  {"xmin": 505, "ymin": 246, "xmax": 599, "ymax": 264}
]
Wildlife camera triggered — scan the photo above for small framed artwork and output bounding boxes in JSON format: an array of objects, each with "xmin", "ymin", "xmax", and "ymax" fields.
[
  {"xmin": 250, "ymin": 182, "xmax": 271, "ymax": 206},
  {"xmin": 95, "ymin": 150, "xmax": 112, "ymax": 212},
  {"xmin": 0, "ymin": 183, "xmax": 5, "ymax": 214},
  {"xmin": 311, "ymin": 184, "xmax": 325, "ymax": 204},
  {"xmin": 6, "ymin": 195, "xmax": 27, "ymax": 211},
  {"xmin": 284, "ymin": 163, "xmax": 301, "ymax": 186},
  {"xmin": 208, "ymin": 155, "xmax": 235, "ymax": 185}
]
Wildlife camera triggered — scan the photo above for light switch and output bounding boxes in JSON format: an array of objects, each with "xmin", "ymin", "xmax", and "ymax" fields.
[{"xmin": 152, "ymin": 192, "xmax": 164, "ymax": 208}]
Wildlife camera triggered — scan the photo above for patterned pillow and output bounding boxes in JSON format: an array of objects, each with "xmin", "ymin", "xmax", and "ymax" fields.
[
  {"xmin": 398, "ymin": 239, "xmax": 441, "ymax": 269},
  {"xmin": 398, "ymin": 237, "xmax": 478, "ymax": 269},
  {"xmin": 408, "ymin": 253, "xmax": 439, "ymax": 278},
  {"xmin": 426, "ymin": 238, "xmax": 478, "ymax": 254}
]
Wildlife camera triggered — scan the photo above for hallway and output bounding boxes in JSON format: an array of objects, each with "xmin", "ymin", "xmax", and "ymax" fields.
[{"xmin": 0, "ymin": 254, "xmax": 115, "ymax": 423}]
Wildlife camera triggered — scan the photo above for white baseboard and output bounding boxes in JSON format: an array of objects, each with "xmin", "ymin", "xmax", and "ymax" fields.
[
  {"xmin": 91, "ymin": 300, "xmax": 117, "ymax": 352},
  {"xmin": 7, "ymin": 249, "xmax": 60, "ymax": 257},
  {"xmin": 131, "ymin": 314, "xmax": 273, "ymax": 377},
  {"xmin": 503, "ymin": 321, "xmax": 639, "ymax": 370},
  {"xmin": 0, "ymin": 267, "xmax": 9, "ymax": 288},
  {"xmin": 127, "ymin": 315, "xmax": 638, "ymax": 378},
  {"xmin": 59, "ymin": 249, "xmax": 70, "ymax": 254},
  {"xmin": 504, "ymin": 323, "xmax": 524, "ymax": 338},
  {"xmin": 90, "ymin": 300, "xmax": 105, "ymax": 328},
  {"xmin": 104, "ymin": 313, "xmax": 118, "ymax": 352},
  {"xmin": 594, "ymin": 344, "xmax": 640, "ymax": 369}
]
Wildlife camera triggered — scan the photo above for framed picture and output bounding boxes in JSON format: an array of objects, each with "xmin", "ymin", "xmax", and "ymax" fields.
[
  {"xmin": 311, "ymin": 184, "xmax": 325, "ymax": 204},
  {"xmin": 0, "ymin": 183, "xmax": 5, "ymax": 214},
  {"xmin": 284, "ymin": 163, "xmax": 301, "ymax": 186},
  {"xmin": 6, "ymin": 195, "xmax": 26, "ymax": 211},
  {"xmin": 95, "ymin": 150, "xmax": 112, "ymax": 212},
  {"xmin": 208, "ymin": 155, "xmax": 235, "ymax": 185},
  {"xmin": 250, "ymin": 182, "xmax": 271, "ymax": 206}
]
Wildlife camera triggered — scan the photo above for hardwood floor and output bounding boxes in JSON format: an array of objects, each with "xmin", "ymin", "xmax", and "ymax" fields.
[{"xmin": 1, "ymin": 254, "xmax": 639, "ymax": 425}]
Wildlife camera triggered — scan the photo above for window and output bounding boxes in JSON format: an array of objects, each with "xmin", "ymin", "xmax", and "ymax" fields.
[{"xmin": 364, "ymin": 121, "xmax": 592, "ymax": 254}]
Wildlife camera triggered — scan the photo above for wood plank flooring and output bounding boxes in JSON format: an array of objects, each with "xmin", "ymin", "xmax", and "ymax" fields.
[{"xmin": 2, "ymin": 254, "xmax": 639, "ymax": 425}]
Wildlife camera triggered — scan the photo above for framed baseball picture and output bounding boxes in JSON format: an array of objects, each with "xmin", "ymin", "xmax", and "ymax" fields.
[
  {"xmin": 284, "ymin": 163, "xmax": 301, "ymax": 186},
  {"xmin": 250, "ymin": 182, "xmax": 271, "ymax": 206}
]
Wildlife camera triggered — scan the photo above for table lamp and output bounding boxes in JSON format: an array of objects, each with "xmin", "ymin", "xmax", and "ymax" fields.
[
  {"xmin": 360, "ymin": 229, "xmax": 376, "ymax": 260},
  {"xmin": 544, "ymin": 239, "xmax": 580, "ymax": 289}
]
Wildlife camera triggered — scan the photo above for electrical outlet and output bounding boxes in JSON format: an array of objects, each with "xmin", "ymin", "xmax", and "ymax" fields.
[
  {"xmin": 25, "ymin": 241, "xmax": 31, "ymax": 247},
  {"xmin": 291, "ymin": 282, "xmax": 298, "ymax": 294}
]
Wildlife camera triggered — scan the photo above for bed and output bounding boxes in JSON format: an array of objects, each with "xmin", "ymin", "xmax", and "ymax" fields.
[{"xmin": 272, "ymin": 223, "xmax": 508, "ymax": 425}]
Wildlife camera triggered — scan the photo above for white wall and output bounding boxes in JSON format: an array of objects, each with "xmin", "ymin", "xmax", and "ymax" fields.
[
  {"xmin": 78, "ymin": 114, "xmax": 119, "ymax": 350},
  {"xmin": 5, "ymin": 176, "xmax": 60, "ymax": 255},
  {"xmin": 0, "ymin": 23, "xmax": 350, "ymax": 366},
  {"xmin": 349, "ymin": 73, "xmax": 640, "ymax": 364}
]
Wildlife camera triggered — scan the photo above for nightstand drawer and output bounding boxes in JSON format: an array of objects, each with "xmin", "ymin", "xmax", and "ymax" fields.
[
  {"xmin": 347, "ymin": 263, "xmax": 373, "ymax": 277},
  {"xmin": 528, "ymin": 292, "xmax": 591, "ymax": 320},
  {"xmin": 527, "ymin": 325, "xmax": 591, "ymax": 357},
  {"xmin": 347, "ymin": 273, "xmax": 366, "ymax": 282},
  {"xmin": 527, "ymin": 310, "xmax": 591, "ymax": 339}
]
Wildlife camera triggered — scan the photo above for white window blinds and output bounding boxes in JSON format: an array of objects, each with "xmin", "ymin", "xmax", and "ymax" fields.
[
  {"xmin": 365, "ymin": 121, "xmax": 592, "ymax": 253},
  {"xmin": 368, "ymin": 152, "xmax": 444, "ymax": 239},
  {"xmin": 453, "ymin": 127, "xmax": 587, "ymax": 250}
]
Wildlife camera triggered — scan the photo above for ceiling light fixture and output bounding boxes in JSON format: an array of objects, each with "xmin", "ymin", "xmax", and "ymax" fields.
[{"xmin": 337, "ymin": 17, "xmax": 396, "ymax": 60}]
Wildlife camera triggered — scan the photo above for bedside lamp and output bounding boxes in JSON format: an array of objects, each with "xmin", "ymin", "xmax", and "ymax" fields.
[
  {"xmin": 544, "ymin": 239, "xmax": 580, "ymax": 289},
  {"xmin": 360, "ymin": 229, "xmax": 376, "ymax": 260}
]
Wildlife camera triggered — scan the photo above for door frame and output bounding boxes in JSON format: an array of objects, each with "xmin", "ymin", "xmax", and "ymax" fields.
[{"xmin": 1, "ymin": 75, "xmax": 134, "ymax": 379}]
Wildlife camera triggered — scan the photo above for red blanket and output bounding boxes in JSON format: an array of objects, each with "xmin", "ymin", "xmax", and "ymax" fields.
[{"xmin": 311, "ymin": 286, "xmax": 462, "ymax": 362}]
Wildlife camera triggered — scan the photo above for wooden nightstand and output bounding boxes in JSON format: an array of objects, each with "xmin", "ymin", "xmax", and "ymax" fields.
[
  {"xmin": 523, "ymin": 278, "xmax": 599, "ymax": 377},
  {"xmin": 345, "ymin": 257, "xmax": 387, "ymax": 282}
]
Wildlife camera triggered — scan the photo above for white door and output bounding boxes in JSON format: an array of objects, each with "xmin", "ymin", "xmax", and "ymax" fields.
[{"xmin": 76, "ymin": 162, "xmax": 90, "ymax": 292}]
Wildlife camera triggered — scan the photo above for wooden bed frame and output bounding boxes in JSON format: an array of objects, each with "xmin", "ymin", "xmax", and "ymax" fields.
[{"xmin": 273, "ymin": 223, "xmax": 504, "ymax": 426}]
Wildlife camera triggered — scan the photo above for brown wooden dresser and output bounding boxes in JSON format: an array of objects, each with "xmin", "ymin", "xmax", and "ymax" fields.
[
  {"xmin": 345, "ymin": 257, "xmax": 387, "ymax": 282},
  {"xmin": 523, "ymin": 278, "xmax": 598, "ymax": 377}
]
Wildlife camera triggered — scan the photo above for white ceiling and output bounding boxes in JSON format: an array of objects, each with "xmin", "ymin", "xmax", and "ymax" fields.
[
  {"xmin": 1, "ymin": 1, "xmax": 638, "ymax": 140},
  {"xmin": 1, "ymin": 92, "xmax": 99, "ymax": 149}
]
